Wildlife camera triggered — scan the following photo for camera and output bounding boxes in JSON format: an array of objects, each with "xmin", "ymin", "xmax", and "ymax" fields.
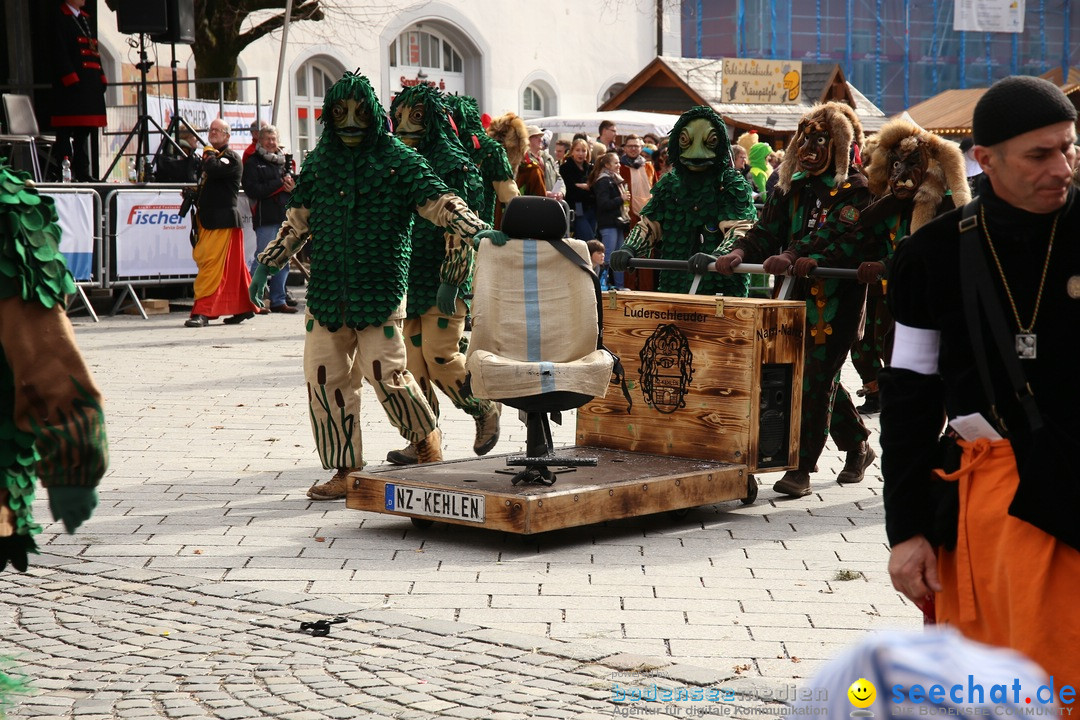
[
  {"xmin": 283, "ymin": 152, "xmax": 297, "ymax": 181},
  {"xmin": 178, "ymin": 186, "xmax": 198, "ymax": 218}
]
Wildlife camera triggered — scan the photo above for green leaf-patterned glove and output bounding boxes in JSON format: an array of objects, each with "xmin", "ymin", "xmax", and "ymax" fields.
[
  {"xmin": 48, "ymin": 486, "xmax": 98, "ymax": 534},
  {"xmin": 436, "ymin": 283, "xmax": 459, "ymax": 316},
  {"xmin": 473, "ymin": 229, "xmax": 509, "ymax": 248},
  {"xmin": 249, "ymin": 264, "xmax": 271, "ymax": 306},
  {"xmin": 609, "ymin": 248, "xmax": 634, "ymax": 272}
]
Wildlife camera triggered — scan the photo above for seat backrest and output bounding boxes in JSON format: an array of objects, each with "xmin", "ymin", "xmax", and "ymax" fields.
[
  {"xmin": 3, "ymin": 94, "xmax": 40, "ymax": 136},
  {"xmin": 501, "ymin": 195, "xmax": 569, "ymax": 240},
  {"xmin": 470, "ymin": 197, "xmax": 598, "ymax": 366}
]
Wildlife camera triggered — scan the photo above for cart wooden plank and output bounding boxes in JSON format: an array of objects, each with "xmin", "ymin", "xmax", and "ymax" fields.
[{"xmin": 345, "ymin": 447, "xmax": 752, "ymax": 534}]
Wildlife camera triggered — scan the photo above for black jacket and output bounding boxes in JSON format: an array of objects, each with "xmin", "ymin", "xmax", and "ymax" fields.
[
  {"xmin": 241, "ymin": 149, "xmax": 291, "ymax": 228},
  {"xmin": 196, "ymin": 147, "xmax": 243, "ymax": 230},
  {"xmin": 560, "ymin": 160, "xmax": 594, "ymax": 208},
  {"xmin": 880, "ymin": 179, "xmax": 1080, "ymax": 548},
  {"xmin": 592, "ymin": 174, "xmax": 624, "ymax": 229},
  {"xmin": 51, "ymin": 4, "xmax": 106, "ymax": 127}
]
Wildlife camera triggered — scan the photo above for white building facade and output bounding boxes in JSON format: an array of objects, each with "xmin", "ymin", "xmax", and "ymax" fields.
[{"xmin": 95, "ymin": 0, "xmax": 681, "ymax": 161}]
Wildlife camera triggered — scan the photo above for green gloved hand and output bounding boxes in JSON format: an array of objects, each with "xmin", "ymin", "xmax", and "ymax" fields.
[
  {"xmin": 436, "ymin": 283, "xmax": 459, "ymax": 316},
  {"xmin": 609, "ymin": 248, "xmax": 634, "ymax": 272},
  {"xmin": 249, "ymin": 264, "xmax": 271, "ymax": 306},
  {"xmin": 48, "ymin": 486, "xmax": 98, "ymax": 534},
  {"xmin": 473, "ymin": 229, "xmax": 509, "ymax": 248}
]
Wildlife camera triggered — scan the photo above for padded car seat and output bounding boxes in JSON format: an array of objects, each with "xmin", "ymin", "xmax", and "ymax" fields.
[{"xmin": 466, "ymin": 196, "xmax": 620, "ymax": 485}]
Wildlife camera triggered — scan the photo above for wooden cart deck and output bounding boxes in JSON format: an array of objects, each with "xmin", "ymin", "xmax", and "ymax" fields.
[{"xmin": 345, "ymin": 447, "xmax": 756, "ymax": 534}]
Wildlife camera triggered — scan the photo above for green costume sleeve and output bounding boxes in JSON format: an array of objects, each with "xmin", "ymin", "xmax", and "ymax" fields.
[
  {"xmin": 256, "ymin": 206, "xmax": 310, "ymax": 272},
  {"xmin": 739, "ymin": 186, "xmax": 793, "ymax": 262},
  {"xmin": 623, "ymin": 216, "xmax": 662, "ymax": 257},
  {"xmin": 0, "ymin": 166, "xmax": 107, "ymax": 552}
]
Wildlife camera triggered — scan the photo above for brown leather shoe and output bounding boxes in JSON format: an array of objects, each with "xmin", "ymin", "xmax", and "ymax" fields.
[
  {"xmin": 270, "ymin": 304, "xmax": 299, "ymax": 314},
  {"xmin": 306, "ymin": 467, "xmax": 359, "ymax": 501},
  {"xmin": 473, "ymin": 402, "xmax": 502, "ymax": 456},
  {"xmin": 837, "ymin": 442, "xmax": 877, "ymax": 484},
  {"xmin": 772, "ymin": 470, "xmax": 812, "ymax": 497},
  {"xmin": 414, "ymin": 428, "xmax": 443, "ymax": 464}
]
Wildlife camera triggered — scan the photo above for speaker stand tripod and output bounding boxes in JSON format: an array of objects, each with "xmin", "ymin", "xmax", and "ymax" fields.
[{"xmin": 103, "ymin": 34, "xmax": 185, "ymax": 182}]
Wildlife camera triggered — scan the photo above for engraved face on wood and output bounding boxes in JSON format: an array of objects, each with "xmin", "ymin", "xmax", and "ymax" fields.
[{"xmin": 638, "ymin": 323, "xmax": 694, "ymax": 413}]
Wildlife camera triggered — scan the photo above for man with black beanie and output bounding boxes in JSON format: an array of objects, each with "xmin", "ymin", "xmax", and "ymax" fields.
[{"xmin": 881, "ymin": 75, "xmax": 1080, "ymax": 684}]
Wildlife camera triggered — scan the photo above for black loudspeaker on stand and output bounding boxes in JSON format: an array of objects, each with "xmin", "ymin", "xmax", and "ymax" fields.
[
  {"xmin": 152, "ymin": 0, "xmax": 196, "ymax": 46},
  {"xmin": 116, "ymin": 0, "xmax": 167, "ymax": 34},
  {"xmin": 107, "ymin": 0, "xmax": 198, "ymax": 182}
]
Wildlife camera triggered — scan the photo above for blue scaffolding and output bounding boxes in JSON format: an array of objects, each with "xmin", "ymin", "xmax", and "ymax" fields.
[{"xmin": 683, "ymin": 0, "xmax": 1078, "ymax": 115}]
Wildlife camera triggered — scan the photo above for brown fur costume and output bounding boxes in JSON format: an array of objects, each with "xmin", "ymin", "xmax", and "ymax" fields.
[
  {"xmin": 777, "ymin": 102, "xmax": 865, "ymax": 194},
  {"xmin": 736, "ymin": 131, "xmax": 759, "ymax": 155},
  {"xmin": 865, "ymin": 118, "xmax": 971, "ymax": 232},
  {"xmin": 486, "ymin": 113, "xmax": 528, "ymax": 172}
]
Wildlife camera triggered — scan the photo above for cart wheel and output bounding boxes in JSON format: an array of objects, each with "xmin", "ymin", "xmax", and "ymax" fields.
[
  {"xmin": 741, "ymin": 475, "xmax": 758, "ymax": 505},
  {"xmin": 668, "ymin": 507, "xmax": 692, "ymax": 520},
  {"xmin": 410, "ymin": 518, "xmax": 434, "ymax": 529}
]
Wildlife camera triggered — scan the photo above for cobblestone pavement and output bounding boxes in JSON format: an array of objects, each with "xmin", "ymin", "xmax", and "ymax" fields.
[{"xmin": 0, "ymin": 299, "xmax": 920, "ymax": 718}]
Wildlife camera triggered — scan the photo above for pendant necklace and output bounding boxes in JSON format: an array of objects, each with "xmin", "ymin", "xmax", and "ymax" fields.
[{"xmin": 980, "ymin": 204, "xmax": 1058, "ymax": 359}]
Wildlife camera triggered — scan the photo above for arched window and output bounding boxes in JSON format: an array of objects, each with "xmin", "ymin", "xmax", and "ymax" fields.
[
  {"xmin": 388, "ymin": 26, "xmax": 466, "ymax": 95},
  {"xmin": 522, "ymin": 86, "xmax": 544, "ymax": 117},
  {"xmin": 292, "ymin": 59, "xmax": 342, "ymax": 158},
  {"xmin": 601, "ymin": 83, "xmax": 627, "ymax": 105}
]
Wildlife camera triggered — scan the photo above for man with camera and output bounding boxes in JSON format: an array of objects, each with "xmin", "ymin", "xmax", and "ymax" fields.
[
  {"xmin": 185, "ymin": 118, "xmax": 260, "ymax": 327},
  {"xmin": 242, "ymin": 124, "xmax": 297, "ymax": 314}
]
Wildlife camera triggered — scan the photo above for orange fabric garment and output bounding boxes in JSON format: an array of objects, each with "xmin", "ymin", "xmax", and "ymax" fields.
[
  {"xmin": 192, "ymin": 222, "xmax": 257, "ymax": 318},
  {"xmin": 934, "ymin": 438, "xmax": 1080, "ymax": 687}
]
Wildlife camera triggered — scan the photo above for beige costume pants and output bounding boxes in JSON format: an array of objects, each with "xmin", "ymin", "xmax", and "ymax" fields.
[
  {"xmin": 304, "ymin": 311, "xmax": 437, "ymax": 470},
  {"xmin": 404, "ymin": 300, "xmax": 492, "ymax": 420}
]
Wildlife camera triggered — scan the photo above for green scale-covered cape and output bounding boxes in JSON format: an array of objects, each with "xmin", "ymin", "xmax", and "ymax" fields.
[
  {"xmin": 631, "ymin": 106, "xmax": 758, "ymax": 296},
  {"xmin": 445, "ymin": 95, "xmax": 514, "ymax": 226},
  {"xmin": 390, "ymin": 86, "xmax": 483, "ymax": 317},
  {"xmin": 0, "ymin": 164, "xmax": 78, "ymax": 554},
  {"xmin": 290, "ymin": 76, "xmax": 453, "ymax": 332}
]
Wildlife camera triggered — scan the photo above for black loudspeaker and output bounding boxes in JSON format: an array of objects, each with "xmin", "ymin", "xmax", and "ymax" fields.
[
  {"xmin": 116, "ymin": 0, "xmax": 168, "ymax": 35},
  {"xmin": 757, "ymin": 363, "xmax": 793, "ymax": 468},
  {"xmin": 151, "ymin": 0, "xmax": 196, "ymax": 45}
]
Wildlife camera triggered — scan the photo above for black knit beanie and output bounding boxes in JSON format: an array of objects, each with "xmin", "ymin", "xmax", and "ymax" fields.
[{"xmin": 972, "ymin": 76, "xmax": 1077, "ymax": 147}]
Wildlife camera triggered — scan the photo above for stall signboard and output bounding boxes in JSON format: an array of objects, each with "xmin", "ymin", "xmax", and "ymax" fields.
[{"xmin": 722, "ymin": 59, "xmax": 802, "ymax": 105}]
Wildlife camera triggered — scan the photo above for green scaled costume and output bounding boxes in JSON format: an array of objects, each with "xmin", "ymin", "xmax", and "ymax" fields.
[
  {"xmin": 444, "ymin": 94, "xmax": 516, "ymax": 226},
  {"xmin": 0, "ymin": 162, "xmax": 107, "ymax": 572},
  {"xmin": 621, "ymin": 106, "xmax": 757, "ymax": 296},
  {"xmin": 253, "ymin": 72, "xmax": 488, "ymax": 485},
  {"xmin": 390, "ymin": 85, "xmax": 484, "ymax": 317},
  {"xmin": 258, "ymin": 74, "xmax": 480, "ymax": 332}
]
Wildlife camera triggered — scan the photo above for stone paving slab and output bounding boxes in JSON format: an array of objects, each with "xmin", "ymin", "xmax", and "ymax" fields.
[{"xmin": 0, "ymin": 302, "xmax": 921, "ymax": 717}]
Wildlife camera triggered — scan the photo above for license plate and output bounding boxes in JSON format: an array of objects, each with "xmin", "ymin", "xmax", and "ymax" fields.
[{"xmin": 384, "ymin": 484, "xmax": 485, "ymax": 523}]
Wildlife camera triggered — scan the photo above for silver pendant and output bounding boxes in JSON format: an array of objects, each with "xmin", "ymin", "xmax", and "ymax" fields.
[{"xmin": 1016, "ymin": 333, "xmax": 1037, "ymax": 359}]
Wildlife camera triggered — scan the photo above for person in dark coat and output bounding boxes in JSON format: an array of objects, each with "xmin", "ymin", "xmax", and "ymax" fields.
[
  {"xmin": 242, "ymin": 125, "xmax": 296, "ymax": 313},
  {"xmin": 186, "ymin": 119, "xmax": 260, "ymax": 327},
  {"xmin": 51, "ymin": 0, "xmax": 107, "ymax": 182}
]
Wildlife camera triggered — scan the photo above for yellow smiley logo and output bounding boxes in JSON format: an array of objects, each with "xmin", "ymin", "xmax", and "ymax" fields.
[{"xmin": 848, "ymin": 678, "xmax": 876, "ymax": 709}]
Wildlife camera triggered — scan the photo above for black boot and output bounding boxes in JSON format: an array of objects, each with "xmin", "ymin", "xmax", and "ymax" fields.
[
  {"xmin": 856, "ymin": 393, "xmax": 880, "ymax": 415},
  {"xmin": 837, "ymin": 441, "xmax": 877, "ymax": 484}
]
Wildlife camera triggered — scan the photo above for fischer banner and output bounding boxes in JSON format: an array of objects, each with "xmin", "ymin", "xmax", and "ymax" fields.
[{"xmin": 113, "ymin": 189, "xmax": 256, "ymax": 281}]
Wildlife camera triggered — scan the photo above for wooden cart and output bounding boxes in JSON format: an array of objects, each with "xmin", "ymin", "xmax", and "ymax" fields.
[{"xmin": 346, "ymin": 292, "xmax": 805, "ymax": 534}]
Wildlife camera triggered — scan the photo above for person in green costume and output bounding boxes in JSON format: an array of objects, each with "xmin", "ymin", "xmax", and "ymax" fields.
[
  {"xmin": 249, "ymin": 72, "xmax": 502, "ymax": 501},
  {"xmin": 443, "ymin": 94, "xmax": 519, "ymax": 226},
  {"xmin": 748, "ymin": 141, "xmax": 773, "ymax": 197},
  {"xmin": 715, "ymin": 101, "xmax": 881, "ymax": 498},
  {"xmin": 609, "ymin": 105, "xmax": 758, "ymax": 297},
  {"xmin": 0, "ymin": 162, "xmax": 108, "ymax": 572},
  {"xmin": 383, "ymin": 85, "xmax": 502, "ymax": 466}
]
